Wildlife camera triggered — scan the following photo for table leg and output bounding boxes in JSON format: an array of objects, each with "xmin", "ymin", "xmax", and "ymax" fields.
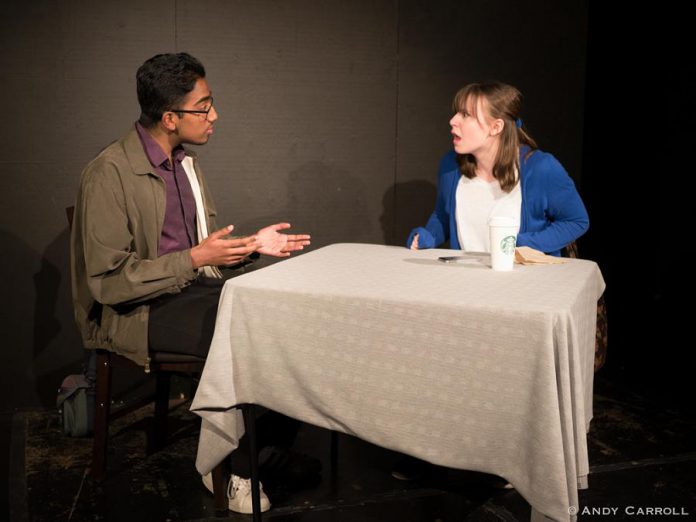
[
  {"xmin": 212, "ymin": 462, "xmax": 227, "ymax": 515},
  {"xmin": 243, "ymin": 404, "xmax": 262, "ymax": 522}
]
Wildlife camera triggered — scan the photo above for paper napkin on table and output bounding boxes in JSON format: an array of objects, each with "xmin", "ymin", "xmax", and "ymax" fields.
[{"xmin": 514, "ymin": 246, "xmax": 567, "ymax": 265}]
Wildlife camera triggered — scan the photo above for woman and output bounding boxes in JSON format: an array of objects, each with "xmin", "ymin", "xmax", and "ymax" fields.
[{"xmin": 408, "ymin": 82, "xmax": 588, "ymax": 256}]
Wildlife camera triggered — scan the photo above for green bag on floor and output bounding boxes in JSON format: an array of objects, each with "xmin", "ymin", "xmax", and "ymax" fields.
[{"xmin": 57, "ymin": 374, "xmax": 93, "ymax": 437}]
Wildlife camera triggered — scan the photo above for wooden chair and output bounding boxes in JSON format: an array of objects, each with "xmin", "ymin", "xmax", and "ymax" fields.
[
  {"xmin": 65, "ymin": 207, "xmax": 219, "ymax": 482},
  {"xmin": 563, "ymin": 240, "xmax": 608, "ymax": 372},
  {"xmin": 90, "ymin": 349, "xmax": 206, "ymax": 479}
]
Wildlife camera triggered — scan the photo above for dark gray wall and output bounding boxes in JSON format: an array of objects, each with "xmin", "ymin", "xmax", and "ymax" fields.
[
  {"xmin": 396, "ymin": 1, "xmax": 587, "ymax": 244},
  {"xmin": 0, "ymin": 0, "xmax": 588, "ymax": 410}
]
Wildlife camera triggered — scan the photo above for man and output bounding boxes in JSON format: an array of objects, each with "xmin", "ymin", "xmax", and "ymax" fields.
[{"xmin": 71, "ymin": 53, "xmax": 315, "ymax": 514}]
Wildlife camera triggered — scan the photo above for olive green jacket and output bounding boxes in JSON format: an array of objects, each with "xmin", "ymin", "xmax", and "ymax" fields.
[{"xmin": 70, "ymin": 128, "xmax": 218, "ymax": 366}]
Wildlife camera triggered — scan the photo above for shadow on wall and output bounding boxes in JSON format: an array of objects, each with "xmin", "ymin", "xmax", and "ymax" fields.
[
  {"xmin": 32, "ymin": 225, "xmax": 83, "ymax": 407},
  {"xmin": 33, "ymin": 235, "xmax": 63, "ymax": 360},
  {"xmin": 0, "ymin": 222, "xmax": 82, "ymax": 411},
  {"xmin": 381, "ymin": 180, "xmax": 437, "ymax": 247},
  {"xmin": 283, "ymin": 161, "xmax": 375, "ymax": 249},
  {"xmin": 0, "ymin": 229, "xmax": 42, "ymax": 408}
]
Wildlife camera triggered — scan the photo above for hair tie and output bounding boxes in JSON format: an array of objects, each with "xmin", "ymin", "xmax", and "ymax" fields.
[{"xmin": 515, "ymin": 118, "xmax": 523, "ymax": 129}]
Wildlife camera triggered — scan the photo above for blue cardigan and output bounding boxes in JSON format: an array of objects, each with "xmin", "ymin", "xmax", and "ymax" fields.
[{"xmin": 407, "ymin": 148, "xmax": 589, "ymax": 256}]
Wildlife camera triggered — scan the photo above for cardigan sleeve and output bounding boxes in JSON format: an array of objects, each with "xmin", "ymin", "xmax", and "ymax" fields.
[
  {"xmin": 516, "ymin": 154, "xmax": 589, "ymax": 254},
  {"xmin": 406, "ymin": 153, "xmax": 456, "ymax": 248}
]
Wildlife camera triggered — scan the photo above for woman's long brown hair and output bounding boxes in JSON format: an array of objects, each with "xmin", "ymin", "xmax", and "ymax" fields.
[{"xmin": 453, "ymin": 82, "xmax": 537, "ymax": 192}]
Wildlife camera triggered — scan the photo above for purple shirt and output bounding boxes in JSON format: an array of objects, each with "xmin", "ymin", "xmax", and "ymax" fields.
[{"xmin": 135, "ymin": 122, "xmax": 197, "ymax": 256}]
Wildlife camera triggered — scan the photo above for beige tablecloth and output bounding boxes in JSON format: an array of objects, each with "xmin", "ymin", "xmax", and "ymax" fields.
[{"xmin": 191, "ymin": 243, "xmax": 605, "ymax": 522}]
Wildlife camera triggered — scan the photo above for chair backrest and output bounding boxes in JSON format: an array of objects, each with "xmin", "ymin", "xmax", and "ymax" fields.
[
  {"xmin": 562, "ymin": 240, "xmax": 607, "ymax": 372},
  {"xmin": 66, "ymin": 205, "xmax": 74, "ymax": 225},
  {"xmin": 563, "ymin": 240, "xmax": 579, "ymax": 259},
  {"xmin": 66, "ymin": 206, "xmax": 75, "ymax": 230}
]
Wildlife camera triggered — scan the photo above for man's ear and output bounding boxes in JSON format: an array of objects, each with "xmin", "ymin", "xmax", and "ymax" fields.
[
  {"xmin": 161, "ymin": 111, "xmax": 178, "ymax": 132},
  {"xmin": 490, "ymin": 118, "xmax": 504, "ymax": 136}
]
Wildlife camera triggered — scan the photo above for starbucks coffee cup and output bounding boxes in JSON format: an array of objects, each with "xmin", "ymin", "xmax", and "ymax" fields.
[{"xmin": 488, "ymin": 216, "xmax": 518, "ymax": 271}]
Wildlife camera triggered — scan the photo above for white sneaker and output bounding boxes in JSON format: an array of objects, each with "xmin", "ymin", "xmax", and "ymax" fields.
[{"xmin": 202, "ymin": 472, "xmax": 272, "ymax": 514}]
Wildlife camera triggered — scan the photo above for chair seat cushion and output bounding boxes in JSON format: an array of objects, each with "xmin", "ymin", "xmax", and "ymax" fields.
[{"xmin": 149, "ymin": 351, "xmax": 206, "ymax": 364}]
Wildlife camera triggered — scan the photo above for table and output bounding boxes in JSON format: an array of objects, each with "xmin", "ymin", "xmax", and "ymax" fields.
[{"xmin": 191, "ymin": 243, "xmax": 605, "ymax": 521}]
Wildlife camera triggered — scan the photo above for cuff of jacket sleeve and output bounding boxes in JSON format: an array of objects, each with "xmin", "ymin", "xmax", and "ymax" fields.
[
  {"xmin": 174, "ymin": 249, "xmax": 198, "ymax": 283},
  {"xmin": 515, "ymin": 233, "xmax": 561, "ymax": 257},
  {"xmin": 407, "ymin": 227, "xmax": 436, "ymax": 249}
]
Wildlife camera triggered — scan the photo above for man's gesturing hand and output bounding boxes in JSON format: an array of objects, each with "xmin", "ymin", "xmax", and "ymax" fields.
[
  {"xmin": 190, "ymin": 225, "xmax": 260, "ymax": 268},
  {"xmin": 256, "ymin": 223, "xmax": 311, "ymax": 257}
]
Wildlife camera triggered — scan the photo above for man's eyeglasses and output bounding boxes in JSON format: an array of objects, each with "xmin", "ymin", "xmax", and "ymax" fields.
[{"xmin": 172, "ymin": 98, "xmax": 214, "ymax": 120}]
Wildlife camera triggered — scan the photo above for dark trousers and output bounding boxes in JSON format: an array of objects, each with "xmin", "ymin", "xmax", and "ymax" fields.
[{"xmin": 148, "ymin": 275, "xmax": 300, "ymax": 478}]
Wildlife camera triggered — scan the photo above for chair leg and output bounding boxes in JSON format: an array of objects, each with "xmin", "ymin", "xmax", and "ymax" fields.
[
  {"xmin": 152, "ymin": 372, "xmax": 171, "ymax": 453},
  {"xmin": 91, "ymin": 350, "xmax": 112, "ymax": 481},
  {"xmin": 243, "ymin": 404, "xmax": 262, "ymax": 522},
  {"xmin": 330, "ymin": 430, "xmax": 339, "ymax": 495},
  {"xmin": 330, "ymin": 431, "xmax": 338, "ymax": 471}
]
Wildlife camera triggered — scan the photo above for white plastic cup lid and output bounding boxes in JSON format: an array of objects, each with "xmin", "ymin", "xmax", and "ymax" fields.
[{"xmin": 488, "ymin": 216, "xmax": 519, "ymax": 227}]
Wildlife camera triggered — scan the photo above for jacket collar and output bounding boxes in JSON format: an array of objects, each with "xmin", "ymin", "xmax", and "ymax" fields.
[
  {"xmin": 123, "ymin": 127, "xmax": 154, "ymax": 176},
  {"xmin": 123, "ymin": 125, "xmax": 198, "ymax": 176}
]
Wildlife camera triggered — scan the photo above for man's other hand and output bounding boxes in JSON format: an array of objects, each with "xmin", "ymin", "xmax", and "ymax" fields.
[
  {"xmin": 256, "ymin": 223, "xmax": 311, "ymax": 257},
  {"xmin": 190, "ymin": 225, "xmax": 259, "ymax": 268}
]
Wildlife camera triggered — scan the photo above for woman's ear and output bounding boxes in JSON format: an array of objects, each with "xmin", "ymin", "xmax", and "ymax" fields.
[{"xmin": 490, "ymin": 118, "xmax": 505, "ymax": 136}]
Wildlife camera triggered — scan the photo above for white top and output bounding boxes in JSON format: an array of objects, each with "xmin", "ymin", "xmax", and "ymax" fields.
[
  {"xmin": 181, "ymin": 156, "xmax": 222, "ymax": 279},
  {"xmin": 455, "ymin": 174, "xmax": 522, "ymax": 252}
]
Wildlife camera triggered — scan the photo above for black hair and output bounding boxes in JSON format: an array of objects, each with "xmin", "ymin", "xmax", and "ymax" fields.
[{"xmin": 136, "ymin": 52, "xmax": 206, "ymax": 128}]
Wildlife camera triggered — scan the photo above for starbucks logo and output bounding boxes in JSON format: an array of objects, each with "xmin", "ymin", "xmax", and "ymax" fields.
[{"xmin": 500, "ymin": 235, "xmax": 516, "ymax": 255}]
